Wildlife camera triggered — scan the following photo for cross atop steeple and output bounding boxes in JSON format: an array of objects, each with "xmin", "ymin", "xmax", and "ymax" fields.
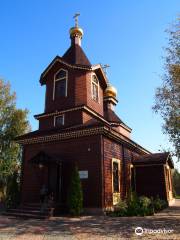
[
  {"xmin": 70, "ymin": 13, "xmax": 83, "ymax": 46},
  {"xmin": 73, "ymin": 13, "xmax": 80, "ymax": 27},
  {"xmin": 102, "ymin": 64, "xmax": 110, "ymax": 76}
]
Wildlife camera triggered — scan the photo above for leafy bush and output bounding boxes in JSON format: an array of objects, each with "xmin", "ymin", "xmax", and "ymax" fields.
[
  {"xmin": 5, "ymin": 171, "xmax": 20, "ymax": 209},
  {"xmin": 126, "ymin": 190, "xmax": 141, "ymax": 216},
  {"xmin": 68, "ymin": 166, "xmax": 83, "ymax": 216},
  {"xmin": 138, "ymin": 196, "xmax": 154, "ymax": 216},
  {"xmin": 139, "ymin": 196, "xmax": 151, "ymax": 208},
  {"xmin": 113, "ymin": 199, "xmax": 128, "ymax": 216},
  {"xmin": 153, "ymin": 196, "xmax": 168, "ymax": 212},
  {"xmin": 106, "ymin": 192, "xmax": 168, "ymax": 217}
]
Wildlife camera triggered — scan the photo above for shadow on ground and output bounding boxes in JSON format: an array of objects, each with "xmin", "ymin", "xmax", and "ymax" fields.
[{"xmin": 0, "ymin": 200, "xmax": 180, "ymax": 239}]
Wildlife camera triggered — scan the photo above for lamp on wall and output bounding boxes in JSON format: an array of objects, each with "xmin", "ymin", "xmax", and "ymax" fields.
[
  {"xmin": 166, "ymin": 165, "xmax": 170, "ymax": 170},
  {"xmin": 39, "ymin": 163, "xmax": 44, "ymax": 169},
  {"xmin": 130, "ymin": 164, "xmax": 134, "ymax": 168}
]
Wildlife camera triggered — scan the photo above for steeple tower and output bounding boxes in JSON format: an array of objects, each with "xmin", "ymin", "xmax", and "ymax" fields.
[
  {"xmin": 69, "ymin": 13, "xmax": 83, "ymax": 46},
  {"xmin": 63, "ymin": 14, "xmax": 91, "ymax": 66}
]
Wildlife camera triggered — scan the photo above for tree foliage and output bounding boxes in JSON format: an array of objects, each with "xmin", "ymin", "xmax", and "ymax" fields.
[
  {"xmin": 153, "ymin": 18, "xmax": 180, "ymax": 160},
  {"xmin": 0, "ymin": 79, "xmax": 30, "ymax": 202},
  {"xmin": 172, "ymin": 168, "xmax": 180, "ymax": 196},
  {"xmin": 68, "ymin": 166, "xmax": 83, "ymax": 216}
]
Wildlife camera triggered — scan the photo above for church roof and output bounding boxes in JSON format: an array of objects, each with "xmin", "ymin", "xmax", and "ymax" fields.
[
  {"xmin": 104, "ymin": 108, "xmax": 124, "ymax": 124},
  {"xmin": 62, "ymin": 44, "xmax": 91, "ymax": 67},
  {"xmin": 104, "ymin": 108, "xmax": 131, "ymax": 130},
  {"xmin": 133, "ymin": 152, "xmax": 174, "ymax": 168}
]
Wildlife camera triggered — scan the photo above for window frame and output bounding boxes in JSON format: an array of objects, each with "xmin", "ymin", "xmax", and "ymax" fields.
[
  {"xmin": 112, "ymin": 158, "xmax": 121, "ymax": 205},
  {"xmin": 91, "ymin": 73, "xmax": 100, "ymax": 103},
  {"xmin": 53, "ymin": 68, "xmax": 68, "ymax": 100},
  {"xmin": 54, "ymin": 114, "xmax": 65, "ymax": 127},
  {"xmin": 112, "ymin": 158, "xmax": 121, "ymax": 193}
]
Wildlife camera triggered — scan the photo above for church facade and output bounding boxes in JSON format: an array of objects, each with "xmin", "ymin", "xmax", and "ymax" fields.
[{"xmin": 17, "ymin": 17, "xmax": 174, "ymax": 214}]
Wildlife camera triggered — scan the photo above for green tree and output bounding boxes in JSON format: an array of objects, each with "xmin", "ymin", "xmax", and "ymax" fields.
[
  {"xmin": 172, "ymin": 168, "xmax": 180, "ymax": 196},
  {"xmin": 68, "ymin": 166, "xmax": 83, "ymax": 216},
  {"xmin": 153, "ymin": 18, "xmax": 180, "ymax": 160},
  {"xmin": 0, "ymin": 79, "xmax": 30, "ymax": 205}
]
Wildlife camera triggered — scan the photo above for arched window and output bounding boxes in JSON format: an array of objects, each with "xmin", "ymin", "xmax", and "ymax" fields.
[
  {"xmin": 53, "ymin": 69, "xmax": 68, "ymax": 99},
  {"xmin": 91, "ymin": 74, "xmax": 99, "ymax": 102}
]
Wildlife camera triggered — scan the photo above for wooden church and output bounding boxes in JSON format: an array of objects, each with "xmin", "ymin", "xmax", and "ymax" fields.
[{"xmin": 16, "ymin": 15, "xmax": 174, "ymax": 215}]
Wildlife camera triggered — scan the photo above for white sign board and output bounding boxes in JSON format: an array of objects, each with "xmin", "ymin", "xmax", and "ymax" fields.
[{"xmin": 79, "ymin": 170, "xmax": 88, "ymax": 179}]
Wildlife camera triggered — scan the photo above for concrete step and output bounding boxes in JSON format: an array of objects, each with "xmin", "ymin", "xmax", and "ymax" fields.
[
  {"xmin": 18, "ymin": 206, "xmax": 52, "ymax": 211},
  {"xmin": 3, "ymin": 203, "xmax": 55, "ymax": 219},
  {"xmin": 23, "ymin": 203, "xmax": 42, "ymax": 206},
  {"xmin": 3, "ymin": 211, "xmax": 47, "ymax": 219},
  {"xmin": 7, "ymin": 208, "xmax": 49, "ymax": 215}
]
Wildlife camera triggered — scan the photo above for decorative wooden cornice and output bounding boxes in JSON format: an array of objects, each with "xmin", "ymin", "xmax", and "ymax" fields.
[
  {"xmin": 34, "ymin": 105, "xmax": 132, "ymax": 132},
  {"xmin": 16, "ymin": 125, "xmax": 149, "ymax": 154},
  {"xmin": 16, "ymin": 127, "xmax": 104, "ymax": 145},
  {"xmin": 103, "ymin": 126, "xmax": 150, "ymax": 154},
  {"xmin": 34, "ymin": 106, "xmax": 84, "ymax": 119}
]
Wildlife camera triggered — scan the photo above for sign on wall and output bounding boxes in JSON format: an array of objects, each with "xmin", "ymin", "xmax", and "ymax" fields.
[{"xmin": 79, "ymin": 170, "xmax": 88, "ymax": 179}]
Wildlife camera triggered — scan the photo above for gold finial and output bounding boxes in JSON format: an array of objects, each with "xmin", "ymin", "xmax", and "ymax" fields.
[
  {"xmin": 104, "ymin": 84, "xmax": 117, "ymax": 98},
  {"xmin": 102, "ymin": 64, "xmax": 117, "ymax": 99},
  {"xmin": 73, "ymin": 13, "xmax": 80, "ymax": 27}
]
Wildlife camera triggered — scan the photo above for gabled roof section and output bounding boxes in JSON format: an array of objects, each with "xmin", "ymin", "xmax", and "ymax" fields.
[
  {"xmin": 133, "ymin": 152, "xmax": 174, "ymax": 168},
  {"xmin": 40, "ymin": 55, "xmax": 92, "ymax": 85},
  {"xmin": 39, "ymin": 56, "xmax": 108, "ymax": 87},
  {"xmin": 91, "ymin": 64, "xmax": 108, "ymax": 89},
  {"xmin": 62, "ymin": 44, "xmax": 91, "ymax": 66}
]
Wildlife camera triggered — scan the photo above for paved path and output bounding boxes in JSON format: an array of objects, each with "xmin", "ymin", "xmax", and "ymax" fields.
[{"xmin": 0, "ymin": 199, "xmax": 180, "ymax": 240}]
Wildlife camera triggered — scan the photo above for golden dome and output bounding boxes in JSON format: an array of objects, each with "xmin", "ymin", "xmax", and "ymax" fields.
[
  {"xmin": 69, "ymin": 27, "xmax": 83, "ymax": 38},
  {"xmin": 104, "ymin": 83, "xmax": 117, "ymax": 98}
]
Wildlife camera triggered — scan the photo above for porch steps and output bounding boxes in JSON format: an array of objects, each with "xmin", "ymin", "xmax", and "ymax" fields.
[{"xmin": 3, "ymin": 203, "xmax": 54, "ymax": 219}]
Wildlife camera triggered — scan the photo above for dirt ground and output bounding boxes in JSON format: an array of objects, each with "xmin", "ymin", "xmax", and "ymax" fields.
[{"xmin": 0, "ymin": 199, "xmax": 180, "ymax": 240}]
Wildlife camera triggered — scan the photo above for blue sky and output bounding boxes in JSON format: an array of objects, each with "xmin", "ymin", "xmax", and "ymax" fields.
[{"xmin": 0, "ymin": 1, "xmax": 179, "ymax": 168}]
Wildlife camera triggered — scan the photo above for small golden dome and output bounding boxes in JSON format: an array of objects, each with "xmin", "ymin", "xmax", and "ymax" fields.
[
  {"xmin": 104, "ymin": 83, "xmax": 117, "ymax": 98},
  {"xmin": 69, "ymin": 27, "xmax": 83, "ymax": 38}
]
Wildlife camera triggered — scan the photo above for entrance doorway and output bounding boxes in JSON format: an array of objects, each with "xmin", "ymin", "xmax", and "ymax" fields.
[{"xmin": 48, "ymin": 163, "xmax": 62, "ymax": 203}]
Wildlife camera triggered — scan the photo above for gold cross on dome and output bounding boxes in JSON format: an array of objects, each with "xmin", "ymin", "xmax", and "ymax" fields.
[
  {"xmin": 73, "ymin": 13, "xmax": 80, "ymax": 27},
  {"xmin": 103, "ymin": 64, "xmax": 110, "ymax": 75}
]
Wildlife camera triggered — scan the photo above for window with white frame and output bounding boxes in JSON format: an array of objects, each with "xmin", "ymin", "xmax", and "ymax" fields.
[
  {"xmin": 54, "ymin": 115, "xmax": 64, "ymax": 127},
  {"xmin": 91, "ymin": 74, "xmax": 99, "ymax": 102},
  {"xmin": 54, "ymin": 69, "xmax": 67, "ymax": 99},
  {"xmin": 112, "ymin": 159, "xmax": 120, "ymax": 193}
]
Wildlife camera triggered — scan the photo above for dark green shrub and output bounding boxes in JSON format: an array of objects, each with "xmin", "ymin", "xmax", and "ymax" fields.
[
  {"xmin": 68, "ymin": 166, "xmax": 83, "ymax": 216},
  {"xmin": 114, "ymin": 199, "xmax": 128, "ymax": 216},
  {"xmin": 153, "ymin": 196, "xmax": 168, "ymax": 212},
  {"xmin": 138, "ymin": 196, "xmax": 153, "ymax": 216},
  {"xmin": 106, "ymin": 192, "xmax": 167, "ymax": 217},
  {"xmin": 126, "ymin": 191, "xmax": 140, "ymax": 216},
  {"xmin": 5, "ymin": 171, "xmax": 20, "ymax": 209}
]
